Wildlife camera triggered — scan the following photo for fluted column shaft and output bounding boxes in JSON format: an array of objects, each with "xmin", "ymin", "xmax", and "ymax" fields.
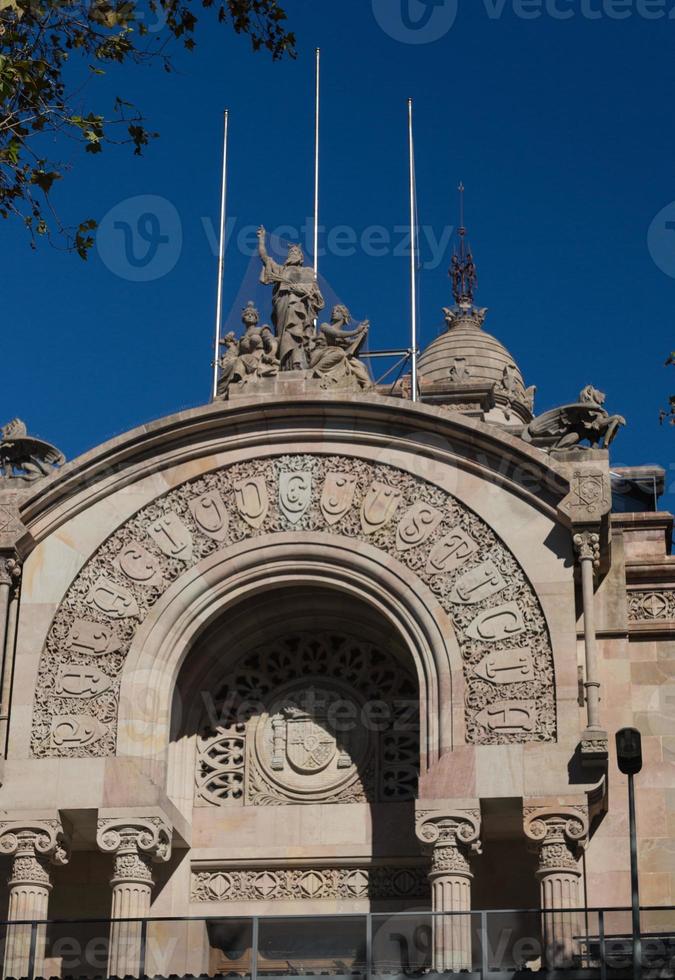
[
  {"xmin": 524, "ymin": 807, "xmax": 588, "ymax": 970},
  {"xmin": 0, "ymin": 822, "xmax": 69, "ymax": 979},
  {"xmin": 429, "ymin": 845, "xmax": 473, "ymax": 972},
  {"xmin": 416, "ymin": 807, "xmax": 481, "ymax": 973},
  {"xmin": 97, "ymin": 818, "xmax": 171, "ymax": 978}
]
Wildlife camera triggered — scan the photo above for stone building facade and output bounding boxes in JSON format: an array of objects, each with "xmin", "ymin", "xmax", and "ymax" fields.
[{"xmin": 0, "ymin": 287, "xmax": 672, "ymax": 978}]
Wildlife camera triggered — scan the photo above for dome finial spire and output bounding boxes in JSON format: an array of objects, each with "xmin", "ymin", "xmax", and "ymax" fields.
[{"xmin": 451, "ymin": 182, "xmax": 477, "ymax": 308}]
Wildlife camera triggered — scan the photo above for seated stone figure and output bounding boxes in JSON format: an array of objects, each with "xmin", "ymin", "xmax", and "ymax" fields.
[
  {"xmin": 216, "ymin": 302, "xmax": 279, "ymax": 398},
  {"xmin": 309, "ymin": 305, "xmax": 372, "ymax": 390}
]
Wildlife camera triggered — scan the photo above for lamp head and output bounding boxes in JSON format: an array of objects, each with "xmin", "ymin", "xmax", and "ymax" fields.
[{"xmin": 616, "ymin": 727, "xmax": 643, "ymax": 775}]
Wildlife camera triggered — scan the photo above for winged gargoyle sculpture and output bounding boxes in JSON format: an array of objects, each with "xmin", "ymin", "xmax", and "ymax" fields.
[
  {"xmin": 522, "ymin": 386, "xmax": 625, "ymax": 453},
  {"xmin": 0, "ymin": 419, "xmax": 65, "ymax": 481}
]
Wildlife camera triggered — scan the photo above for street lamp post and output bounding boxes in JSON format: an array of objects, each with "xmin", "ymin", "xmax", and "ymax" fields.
[{"xmin": 615, "ymin": 727, "xmax": 643, "ymax": 980}]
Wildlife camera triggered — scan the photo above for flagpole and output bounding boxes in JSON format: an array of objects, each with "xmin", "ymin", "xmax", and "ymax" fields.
[
  {"xmin": 408, "ymin": 98, "xmax": 419, "ymax": 402},
  {"xmin": 211, "ymin": 108, "xmax": 229, "ymax": 401},
  {"xmin": 313, "ymin": 47, "xmax": 320, "ymax": 280}
]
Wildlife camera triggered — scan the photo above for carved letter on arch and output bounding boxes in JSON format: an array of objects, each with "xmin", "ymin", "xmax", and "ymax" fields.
[{"xmin": 31, "ymin": 455, "xmax": 556, "ymax": 757}]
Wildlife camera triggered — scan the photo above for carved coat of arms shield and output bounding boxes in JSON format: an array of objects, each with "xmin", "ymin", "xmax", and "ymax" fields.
[{"xmin": 286, "ymin": 715, "xmax": 336, "ymax": 773}]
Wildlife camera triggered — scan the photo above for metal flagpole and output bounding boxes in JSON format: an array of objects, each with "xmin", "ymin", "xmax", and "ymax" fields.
[
  {"xmin": 408, "ymin": 98, "xmax": 419, "ymax": 402},
  {"xmin": 211, "ymin": 108, "xmax": 229, "ymax": 401},
  {"xmin": 313, "ymin": 48, "xmax": 320, "ymax": 279}
]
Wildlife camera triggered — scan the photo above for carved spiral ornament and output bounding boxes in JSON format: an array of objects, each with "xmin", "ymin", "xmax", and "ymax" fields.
[{"xmin": 31, "ymin": 454, "xmax": 556, "ymax": 757}]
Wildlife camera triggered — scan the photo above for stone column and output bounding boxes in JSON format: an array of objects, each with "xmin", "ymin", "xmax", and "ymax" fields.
[
  {"xmin": 524, "ymin": 806, "xmax": 589, "ymax": 969},
  {"xmin": 97, "ymin": 817, "xmax": 172, "ymax": 978},
  {"xmin": 0, "ymin": 820, "xmax": 70, "ymax": 979},
  {"xmin": 416, "ymin": 807, "xmax": 481, "ymax": 972}
]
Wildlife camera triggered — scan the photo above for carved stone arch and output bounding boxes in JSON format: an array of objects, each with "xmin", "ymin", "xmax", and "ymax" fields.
[
  {"xmin": 30, "ymin": 452, "xmax": 556, "ymax": 769},
  {"xmin": 166, "ymin": 571, "xmax": 430, "ymax": 814}
]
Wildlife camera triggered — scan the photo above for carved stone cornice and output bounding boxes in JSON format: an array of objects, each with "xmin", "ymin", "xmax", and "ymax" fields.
[
  {"xmin": 96, "ymin": 817, "xmax": 172, "ymax": 887},
  {"xmin": 0, "ymin": 820, "xmax": 70, "ymax": 888},
  {"xmin": 523, "ymin": 806, "xmax": 588, "ymax": 877},
  {"xmin": 415, "ymin": 807, "xmax": 481, "ymax": 878}
]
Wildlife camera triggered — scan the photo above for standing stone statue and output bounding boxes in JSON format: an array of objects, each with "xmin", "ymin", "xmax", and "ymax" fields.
[{"xmin": 257, "ymin": 226, "xmax": 325, "ymax": 371}]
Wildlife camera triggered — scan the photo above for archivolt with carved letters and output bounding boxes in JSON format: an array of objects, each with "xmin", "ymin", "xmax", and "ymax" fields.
[{"xmin": 31, "ymin": 454, "xmax": 556, "ymax": 757}]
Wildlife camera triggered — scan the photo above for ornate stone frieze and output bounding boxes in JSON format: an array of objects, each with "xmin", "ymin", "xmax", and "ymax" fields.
[
  {"xmin": 32, "ymin": 454, "xmax": 556, "ymax": 757},
  {"xmin": 191, "ymin": 865, "xmax": 429, "ymax": 902},
  {"xmin": 196, "ymin": 631, "xmax": 417, "ymax": 807},
  {"xmin": 580, "ymin": 731, "xmax": 609, "ymax": 758},
  {"xmin": 628, "ymin": 590, "xmax": 675, "ymax": 622}
]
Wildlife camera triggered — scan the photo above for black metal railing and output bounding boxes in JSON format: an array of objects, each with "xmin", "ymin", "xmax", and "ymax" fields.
[{"xmin": 0, "ymin": 906, "xmax": 673, "ymax": 980}]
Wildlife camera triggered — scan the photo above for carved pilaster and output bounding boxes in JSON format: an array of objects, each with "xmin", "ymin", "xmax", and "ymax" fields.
[
  {"xmin": 97, "ymin": 817, "xmax": 172, "ymax": 978},
  {"xmin": 0, "ymin": 820, "xmax": 70, "ymax": 979},
  {"xmin": 415, "ymin": 807, "xmax": 481, "ymax": 972},
  {"xmin": 524, "ymin": 806, "xmax": 589, "ymax": 968}
]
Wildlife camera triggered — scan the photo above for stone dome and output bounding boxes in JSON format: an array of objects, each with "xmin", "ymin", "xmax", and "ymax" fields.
[{"xmin": 417, "ymin": 304, "xmax": 533, "ymax": 423}]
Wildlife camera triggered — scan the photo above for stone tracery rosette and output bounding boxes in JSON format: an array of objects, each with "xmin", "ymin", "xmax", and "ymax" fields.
[
  {"xmin": 196, "ymin": 630, "xmax": 419, "ymax": 806},
  {"xmin": 31, "ymin": 454, "xmax": 556, "ymax": 757}
]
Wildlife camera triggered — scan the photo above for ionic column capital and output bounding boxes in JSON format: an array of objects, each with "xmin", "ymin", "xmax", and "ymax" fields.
[
  {"xmin": 97, "ymin": 817, "xmax": 172, "ymax": 885},
  {"xmin": 523, "ymin": 805, "xmax": 588, "ymax": 875},
  {"xmin": 415, "ymin": 807, "xmax": 481, "ymax": 877},
  {"xmin": 0, "ymin": 820, "xmax": 70, "ymax": 887}
]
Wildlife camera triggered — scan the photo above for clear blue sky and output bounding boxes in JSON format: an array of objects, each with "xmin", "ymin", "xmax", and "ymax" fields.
[{"xmin": 4, "ymin": 0, "xmax": 675, "ymax": 508}]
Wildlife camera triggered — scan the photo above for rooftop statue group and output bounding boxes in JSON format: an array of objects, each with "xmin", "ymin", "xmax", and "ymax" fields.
[
  {"xmin": 216, "ymin": 227, "xmax": 372, "ymax": 398},
  {"xmin": 213, "ymin": 222, "xmax": 626, "ymax": 455}
]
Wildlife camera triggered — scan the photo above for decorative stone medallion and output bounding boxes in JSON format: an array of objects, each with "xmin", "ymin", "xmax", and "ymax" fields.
[
  {"xmin": 255, "ymin": 680, "xmax": 369, "ymax": 801},
  {"xmin": 31, "ymin": 454, "xmax": 556, "ymax": 758},
  {"xmin": 628, "ymin": 590, "xmax": 675, "ymax": 622}
]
